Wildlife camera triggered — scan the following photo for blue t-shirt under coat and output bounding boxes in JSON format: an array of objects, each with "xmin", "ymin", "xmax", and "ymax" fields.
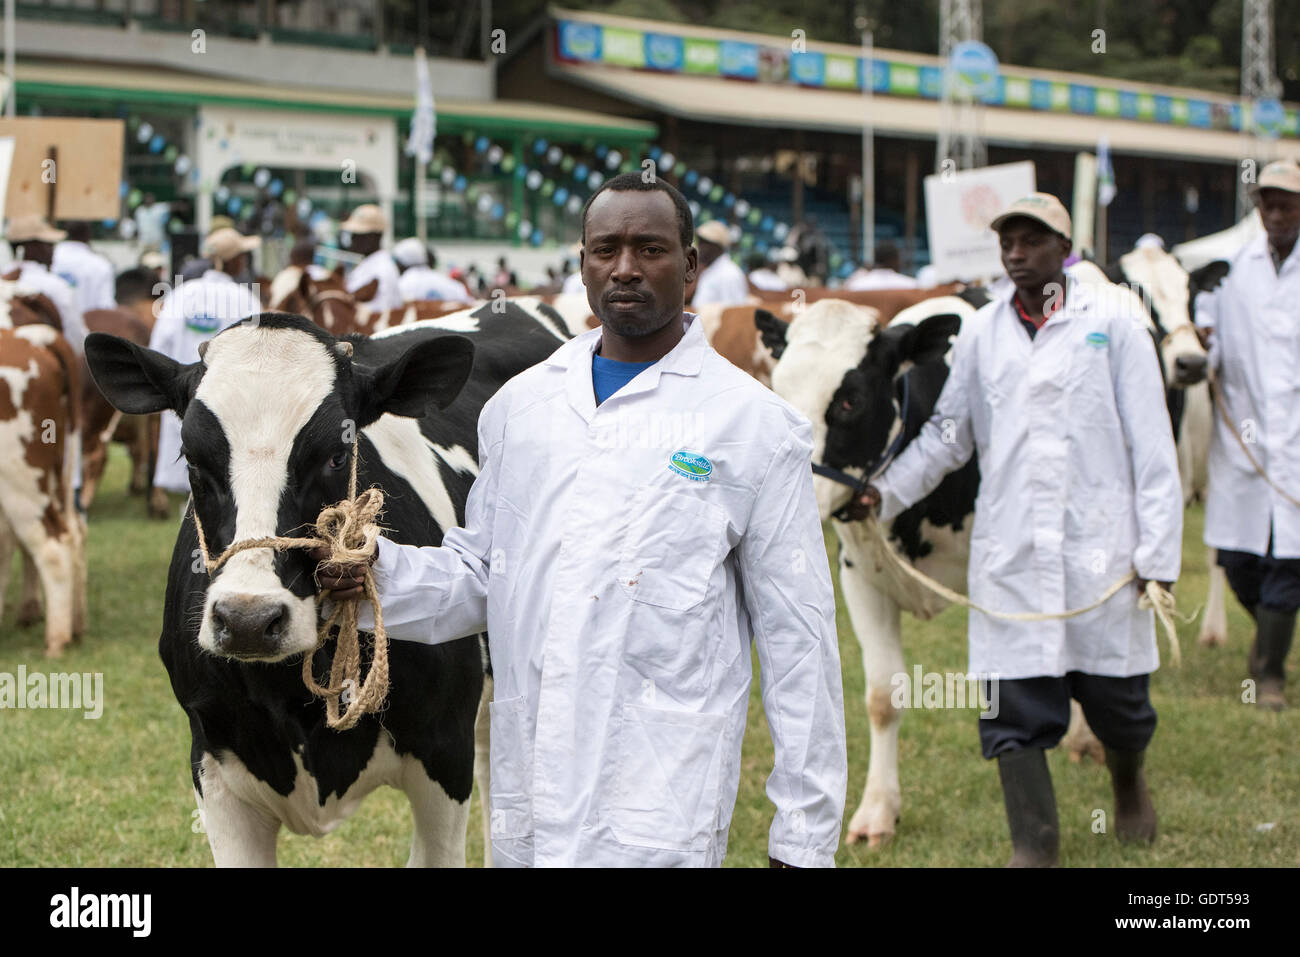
[{"xmin": 592, "ymin": 353, "xmax": 657, "ymax": 405}]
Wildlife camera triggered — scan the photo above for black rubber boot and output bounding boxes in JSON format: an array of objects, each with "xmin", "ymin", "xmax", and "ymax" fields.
[
  {"xmin": 1251, "ymin": 607, "xmax": 1295, "ymax": 711},
  {"xmin": 997, "ymin": 747, "xmax": 1059, "ymax": 867},
  {"xmin": 1104, "ymin": 747, "xmax": 1157, "ymax": 843}
]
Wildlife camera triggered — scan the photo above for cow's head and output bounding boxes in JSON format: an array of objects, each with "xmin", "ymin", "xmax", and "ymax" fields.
[
  {"xmin": 1112, "ymin": 247, "xmax": 1227, "ymax": 388},
  {"xmin": 763, "ymin": 298, "xmax": 963, "ymax": 520},
  {"xmin": 85, "ymin": 313, "xmax": 474, "ymax": 661}
]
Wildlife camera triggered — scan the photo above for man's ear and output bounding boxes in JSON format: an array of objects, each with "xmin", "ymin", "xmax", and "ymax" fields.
[
  {"xmin": 85, "ymin": 332, "xmax": 201, "ymax": 415},
  {"xmin": 900, "ymin": 313, "xmax": 962, "ymax": 366},
  {"xmin": 356, "ymin": 334, "xmax": 476, "ymax": 425},
  {"xmin": 754, "ymin": 308, "xmax": 790, "ymax": 360}
]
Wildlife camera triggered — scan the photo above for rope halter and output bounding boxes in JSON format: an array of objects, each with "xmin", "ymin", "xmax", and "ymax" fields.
[{"xmin": 191, "ymin": 434, "xmax": 390, "ymax": 730}]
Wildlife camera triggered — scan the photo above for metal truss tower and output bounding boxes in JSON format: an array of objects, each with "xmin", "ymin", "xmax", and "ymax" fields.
[
  {"xmin": 1239, "ymin": 0, "xmax": 1281, "ymax": 218},
  {"xmin": 936, "ymin": 0, "xmax": 987, "ymax": 173}
]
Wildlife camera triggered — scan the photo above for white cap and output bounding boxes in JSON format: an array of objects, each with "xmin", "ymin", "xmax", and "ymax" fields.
[
  {"xmin": 1135, "ymin": 233, "xmax": 1166, "ymax": 250},
  {"xmin": 391, "ymin": 237, "xmax": 428, "ymax": 268}
]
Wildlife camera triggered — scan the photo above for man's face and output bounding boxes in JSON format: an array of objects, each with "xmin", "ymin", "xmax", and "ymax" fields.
[
  {"xmin": 697, "ymin": 239, "xmax": 723, "ymax": 269},
  {"xmin": 582, "ymin": 190, "xmax": 697, "ymax": 338},
  {"xmin": 349, "ymin": 232, "xmax": 381, "ymax": 256},
  {"xmin": 1256, "ymin": 188, "xmax": 1300, "ymax": 251},
  {"xmin": 997, "ymin": 218, "xmax": 1069, "ymax": 294}
]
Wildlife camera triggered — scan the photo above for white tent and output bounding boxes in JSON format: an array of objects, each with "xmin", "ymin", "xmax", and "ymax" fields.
[{"xmin": 1172, "ymin": 209, "xmax": 1263, "ymax": 272}]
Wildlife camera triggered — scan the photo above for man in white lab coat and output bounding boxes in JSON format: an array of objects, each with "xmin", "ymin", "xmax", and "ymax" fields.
[
  {"xmin": 3, "ymin": 214, "xmax": 85, "ymax": 355},
  {"xmin": 341, "ymin": 204, "xmax": 402, "ymax": 311},
  {"xmin": 53, "ymin": 221, "xmax": 116, "ymax": 317},
  {"xmin": 1195, "ymin": 159, "xmax": 1300, "ymax": 711},
  {"xmin": 149, "ymin": 227, "xmax": 263, "ymax": 497},
  {"xmin": 843, "ymin": 242, "xmax": 920, "ymax": 291},
  {"xmin": 854, "ymin": 193, "xmax": 1183, "ymax": 866},
  {"xmin": 318, "ymin": 173, "xmax": 847, "ymax": 868},
  {"xmin": 690, "ymin": 220, "xmax": 751, "ymax": 307},
  {"xmin": 391, "ymin": 238, "xmax": 474, "ymax": 304}
]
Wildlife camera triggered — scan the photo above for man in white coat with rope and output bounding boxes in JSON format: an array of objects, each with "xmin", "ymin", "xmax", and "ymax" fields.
[
  {"xmin": 317, "ymin": 174, "xmax": 847, "ymax": 868},
  {"xmin": 853, "ymin": 193, "xmax": 1183, "ymax": 866},
  {"xmin": 1195, "ymin": 158, "xmax": 1300, "ymax": 712}
]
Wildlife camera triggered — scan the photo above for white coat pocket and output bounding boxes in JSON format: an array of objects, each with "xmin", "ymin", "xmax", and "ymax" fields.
[
  {"xmin": 487, "ymin": 694, "xmax": 533, "ymax": 840},
  {"xmin": 608, "ymin": 704, "xmax": 727, "ymax": 852},
  {"xmin": 618, "ymin": 487, "xmax": 727, "ymax": 611}
]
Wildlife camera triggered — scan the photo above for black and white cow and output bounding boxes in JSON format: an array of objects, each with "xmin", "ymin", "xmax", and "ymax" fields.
[
  {"xmin": 1097, "ymin": 248, "xmax": 1233, "ymax": 646},
  {"xmin": 760, "ymin": 296, "xmax": 978, "ymax": 846},
  {"xmin": 85, "ymin": 303, "xmax": 565, "ymax": 866},
  {"xmin": 759, "ymin": 275, "xmax": 1196, "ymax": 847}
]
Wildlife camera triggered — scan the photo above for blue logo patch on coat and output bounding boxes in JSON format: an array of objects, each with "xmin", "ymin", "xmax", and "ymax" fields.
[
  {"xmin": 1085, "ymin": 331, "xmax": 1109, "ymax": 349},
  {"xmin": 669, "ymin": 450, "xmax": 712, "ymax": 482}
]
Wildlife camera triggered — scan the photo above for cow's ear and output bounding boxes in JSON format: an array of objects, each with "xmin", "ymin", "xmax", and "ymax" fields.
[
  {"xmin": 754, "ymin": 308, "xmax": 790, "ymax": 359},
  {"xmin": 357, "ymin": 334, "xmax": 476, "ymax": 424},
  {"xmin": 353, "ymin": 277, "xmax": 379, "ymax": 303},
  {"xmin": 85, "ymin": 332, "xmax": 200, "ymax": 415},
  {"xmin": 902, "ymin": 313, "xmax": 962, "ymax": 366},
  {"xmin": 1189, "ymin": 259, "xmax": 1230, "ymax": 295}
]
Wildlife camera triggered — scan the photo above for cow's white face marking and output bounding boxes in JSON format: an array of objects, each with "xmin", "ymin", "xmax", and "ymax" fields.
[
  {"xmin": 195, "ymin": 325, "xmax": 338, "ymax": 659},
  {"xmin": 770, "ymin": 299, "xmax": 879, "ymax": 521},
  {"xmin": 1119, "ymin": 246, "xmax": 1207, "ymax": 385}
]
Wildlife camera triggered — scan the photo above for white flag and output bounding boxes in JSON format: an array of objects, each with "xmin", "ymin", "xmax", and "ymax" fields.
[
  {"xmin": 407, "ymin": 47, "xmax": 436, "ymax": 164},
  {"xmin": 1097, "ymin": 135, "xmax": 1116, "ymax": 208}
]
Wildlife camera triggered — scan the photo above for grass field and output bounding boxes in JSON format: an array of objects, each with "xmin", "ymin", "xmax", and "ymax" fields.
[{"xmin": 1, "ymin": 446, "xmax": 1295, "ymax": 867}]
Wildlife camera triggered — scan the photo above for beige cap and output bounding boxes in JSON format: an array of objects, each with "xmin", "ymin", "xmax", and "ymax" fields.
[
  {"xmin": 340, "ymin": 203, "xmax": 388, "ymax": 234},
  {"xmin": 1248, "ymin": 158, "xmax": 1300, "ymax": 196},
  {"xmin": 6, "ymin": 214, "xmax": 67, "ymax": 244},
  {"xmin": 696, "ymin": 219, "xmax": 732, "ymax": 248},
  {"xmin": 139, "ymin": 250, "xmax": 167, "ymax": 270},
  {"xmin": 203, "ymin": 227, "xmax": 261, "ymax": 262},
  {"xmin": 989, "ymin": 192, "xmax": 1072, "ymax": 240}
]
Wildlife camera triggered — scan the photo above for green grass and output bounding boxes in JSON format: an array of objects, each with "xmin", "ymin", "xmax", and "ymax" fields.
[{"xmin": 1, "ymin": 447, "xmax": 1295, "ymax": 867}]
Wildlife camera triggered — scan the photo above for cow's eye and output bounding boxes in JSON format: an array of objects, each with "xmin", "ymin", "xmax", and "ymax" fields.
[{"xmin": 327, "ymin": 451, "xmax": 348, "ymax": 471}]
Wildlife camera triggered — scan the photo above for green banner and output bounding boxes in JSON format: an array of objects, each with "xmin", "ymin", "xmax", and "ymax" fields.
[
  {"xmin": 825, "ymin": 54, "xmax": 858, "ymax": 89},
  {"xmin": 890, "ymin": 64, "xmax": 919, "ymax": 95},
  {"xmin": 683, "ymin": 37, "xmax": 720, "ymax": 74},
  {"xmin": 604, "ymin": 28, "xmax": 645, "ymax": 67}
]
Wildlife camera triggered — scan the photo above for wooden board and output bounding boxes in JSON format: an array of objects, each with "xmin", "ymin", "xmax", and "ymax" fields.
[{"xmin": 0, "ymin": 117, "xmax": 124, "ymax": 220}]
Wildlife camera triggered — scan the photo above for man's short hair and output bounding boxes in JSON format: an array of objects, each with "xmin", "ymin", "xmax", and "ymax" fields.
[{"xmin": 581, "ymin": 172, "xmax": 694, "ymax": 251}]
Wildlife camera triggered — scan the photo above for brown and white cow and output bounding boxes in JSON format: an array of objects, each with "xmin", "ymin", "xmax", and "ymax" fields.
[
  {"xmin": 697, "ymin": 284, "xmax": 967, "ymax": 387},
  {"xmin": 0, "ymin": 323, "xmax": 87, "ymax": 656},
  {"xmin": 79, "ymin": 307, "xmax": 164, "ymax": 513},
  {"xmin": 269, "ymin": 265, "xmax": 478, "ymax": 337}
]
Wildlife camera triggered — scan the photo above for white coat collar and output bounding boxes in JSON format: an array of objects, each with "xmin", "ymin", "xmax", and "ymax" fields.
[
  {"xmin": 200, "ymin": 269, "xmax": 236, "ymax": 285},
  {"xmin": 997, "ymin": 272, "xmax": 1094, "ymax": 332},
  {"xmin": 548, "ymin": 312, "xmax": 706, "ymax": 421}
]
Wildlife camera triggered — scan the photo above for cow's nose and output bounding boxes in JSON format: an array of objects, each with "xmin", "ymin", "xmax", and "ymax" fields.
[
  {"xmin": 1174, "ymin": 353, "xmax": 1207, "ymax": 383},
  {"xmin": 211, "ymin": 596, "xmax": 289, "ymax": 657}
]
